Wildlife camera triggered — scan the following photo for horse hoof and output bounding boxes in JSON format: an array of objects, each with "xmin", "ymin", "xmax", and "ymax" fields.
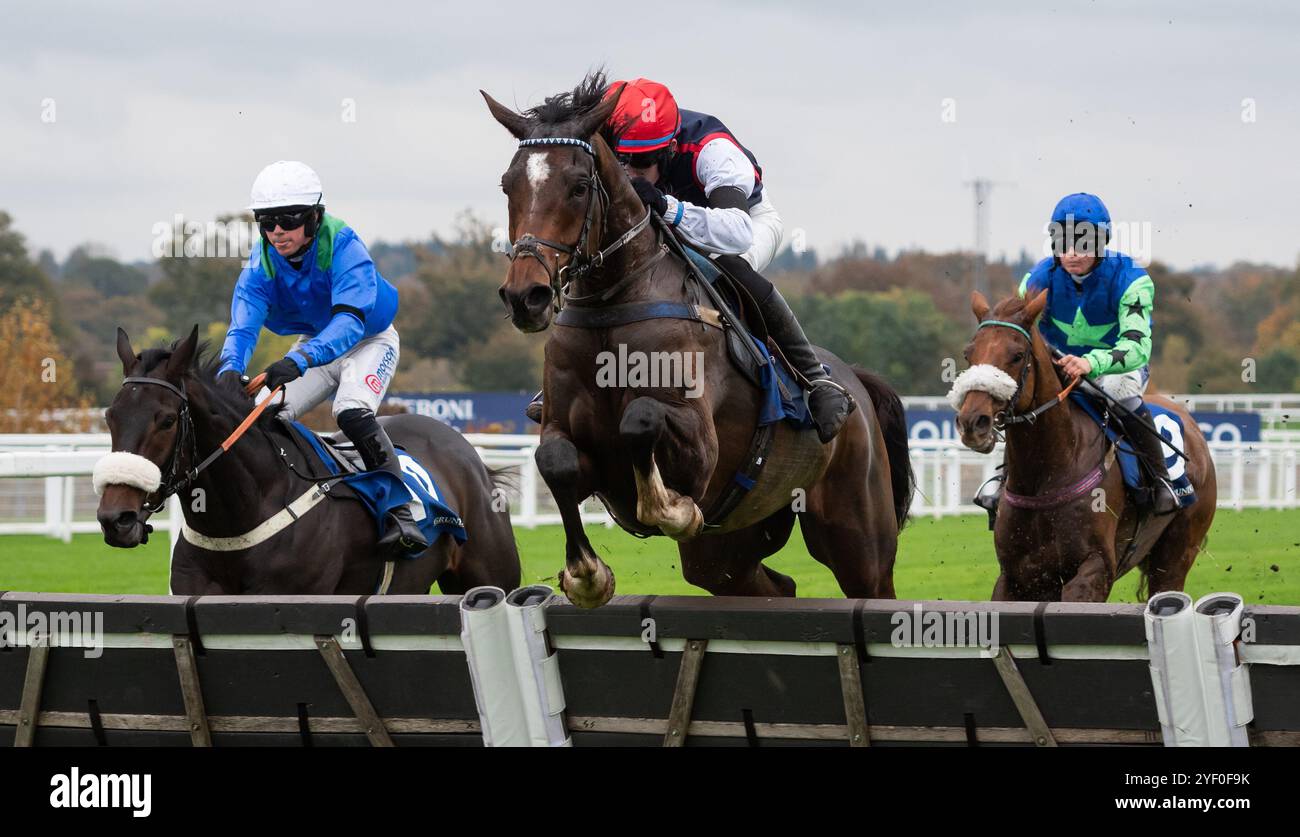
[
  {"xmin": 665, "ymin": 503, "xmax": 704, "ymax": 542},
  {"xmin": 558, "ymin": 563, "xmax": 616, "ymax": 609}
]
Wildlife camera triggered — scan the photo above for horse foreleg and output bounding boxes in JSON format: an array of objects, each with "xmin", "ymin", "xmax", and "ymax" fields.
[
  {"xmin": 1061, "ymin": 550, "xmax": 1115, "ymax": 602},
  {"xmin": 536, "ymin": 434, "xmax": 615, "ymax": 608},
  {"xmin": 620, "ymin": 397, "xmax": 705, "ymax": 542}
]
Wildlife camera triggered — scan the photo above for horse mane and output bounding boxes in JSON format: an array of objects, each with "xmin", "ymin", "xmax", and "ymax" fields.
[
  {"xmin": 136, "ymin": 339, "xmax": 287, "ymax": 431},
  {"xmin": 521, "ymin": 68, "xmax": 630, "ymax": 148},
  {"xmin": 990, "ymin": 294, "xmax": 1031, "ymax": 322},
  {"xmin": 986, "ymin": 294, "xmax": 1069, "ymax": 386}
]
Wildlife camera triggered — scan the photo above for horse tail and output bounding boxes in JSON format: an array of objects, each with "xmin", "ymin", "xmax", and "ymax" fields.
[
  {"xmin": 851, "ymin": 366, "xmax": 914, "ymax": 529},
  {"xmin": 486, "ymin": 464, "xmax": 519, "ymax": 497}
]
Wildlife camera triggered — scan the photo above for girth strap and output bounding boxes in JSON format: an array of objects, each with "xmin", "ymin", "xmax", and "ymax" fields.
[{"xmin": 555, "ymin": 300, "xmax": 723, "ymax": 330}]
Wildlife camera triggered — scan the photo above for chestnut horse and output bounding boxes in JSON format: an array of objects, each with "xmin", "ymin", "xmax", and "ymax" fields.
[
  {"xmin": 952, "ymin": 290, "xmax": 1216, "ymax": 601},
  {"xmin": 481, "ymin": 73, "xmax": 912, "ymax": 608}
]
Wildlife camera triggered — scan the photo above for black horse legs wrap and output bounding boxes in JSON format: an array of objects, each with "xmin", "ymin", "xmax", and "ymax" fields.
[{"xmin": 337, "ymin": 408, "xmax": 429, "ymax": 551}]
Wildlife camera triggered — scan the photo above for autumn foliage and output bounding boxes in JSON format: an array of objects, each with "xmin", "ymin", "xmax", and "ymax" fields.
[{"xmin": 0, "ymin": 298, "xmax": 96, "ymax": 432}]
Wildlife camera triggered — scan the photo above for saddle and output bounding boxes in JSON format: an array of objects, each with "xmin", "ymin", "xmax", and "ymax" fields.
[
  {"xmin": 1069, "ymin": 392, "xmax": 1197, "ymax": 510},
  {"xmin": 279, "ymin": 419, "xmax": 468, "ymax": 553}
]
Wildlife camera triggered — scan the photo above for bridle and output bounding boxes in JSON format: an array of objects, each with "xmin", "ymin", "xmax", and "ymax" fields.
[
  {"xmin": 115, "ymin": 373, "xmax": 283, "ymax": 520},
  {"xmin": 974, "ymin": 319, "xmax": 1078, "ymax": 428},
  {"xmin": 506, "ymin": 136, "xmax": 653, "ymax": 312}
]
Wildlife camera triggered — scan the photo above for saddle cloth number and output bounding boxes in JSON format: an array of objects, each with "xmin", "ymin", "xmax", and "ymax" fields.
[
  {"xmin": 1153, "ymin": 413, "xmax": 1186, "ymax": 482},
  {"xmin": 397, "ymin": 454, "xmax": 436, "ymax": 522}
]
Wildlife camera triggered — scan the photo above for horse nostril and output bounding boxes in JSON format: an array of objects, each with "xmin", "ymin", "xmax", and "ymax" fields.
[
  {"xmin": 498, "ymin": 287, "xmax": 509, "ymax": 308},
  {"xmin": 524, "ymin": 285, "xmax": 553, "ymax": 312},
  {"xmin": 974, "ymin": 414, "xmax": 992, "ymax": 433},
  {"xmin": 113, "ymin": 511, "xmax": 138, "ymax": 531}
]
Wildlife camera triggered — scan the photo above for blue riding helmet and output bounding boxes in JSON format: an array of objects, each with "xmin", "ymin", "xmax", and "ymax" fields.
[{"xmin": 1051, "ymin": 192, "xmax": 1111, "ymax": 231}]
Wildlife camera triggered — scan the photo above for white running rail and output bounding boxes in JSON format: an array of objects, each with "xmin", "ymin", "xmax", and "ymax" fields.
[{"xmin": 3, "ymin": 433, "xmax": 1298, "ymax": 552}]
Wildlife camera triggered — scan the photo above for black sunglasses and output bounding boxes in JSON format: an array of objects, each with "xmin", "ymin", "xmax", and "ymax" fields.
[
  {"xmin": 617, "ymin": 152, "xmax": 661, "ymax": 170},
  {"xmin": 256, "ymin": 207, "xmax": 315, "ymax": 234}
]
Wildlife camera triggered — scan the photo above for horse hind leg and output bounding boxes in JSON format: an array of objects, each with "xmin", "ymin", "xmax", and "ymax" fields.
[
  {"xmin": 620, "ymin": 397, "xmax": 705, "ymax": 542},
  {"xmin": 1140, "ymin": 514, "xmax": 1200, "ymax": 596}
]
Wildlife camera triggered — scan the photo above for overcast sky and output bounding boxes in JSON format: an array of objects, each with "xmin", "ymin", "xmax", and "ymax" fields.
[{"xmin": 2, "ymin": 0, "xmax": 1296, "ymax": 271}]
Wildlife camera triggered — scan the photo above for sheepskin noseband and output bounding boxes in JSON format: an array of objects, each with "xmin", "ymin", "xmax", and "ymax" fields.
[
  {"xmin": 946, "ymin": 364, "xmax": 1020, "ymax": 411},
  {"xmin": 92, "ymin": 451, "xmax": 162, "ymax": 496}
]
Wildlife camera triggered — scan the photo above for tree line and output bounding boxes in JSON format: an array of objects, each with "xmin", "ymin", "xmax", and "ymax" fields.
[{"xmin": 1, "ymin": 207, "xmax": 1296, "ymax": 431}]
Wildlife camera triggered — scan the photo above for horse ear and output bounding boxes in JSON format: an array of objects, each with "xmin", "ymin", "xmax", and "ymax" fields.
[
  {"xmin": 970, "ymin": 291, "xmax": 990, "ymax": 322},
  {"xmin": 576, "ymin": 83, "xmax": 623, "ymax": 140},
  {"xmin": 481, "ymin": 90, "xmax": 529, "ymax": 140},
  {"xmin": 1024, "ymin": 289, "xmax": 1049, "ymax": 323},
  {"xmin": 116, "ymin": 327, "xmax": 136, "ymax": 376},
  {"xmin": 164, "ymin": 325, "xmax": 199, "ymax": 381}
]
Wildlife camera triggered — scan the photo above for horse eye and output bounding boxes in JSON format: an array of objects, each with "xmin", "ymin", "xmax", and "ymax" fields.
[
  {"xmin": 1010, "ymin": 352, "xmax": 1025, "ymax": 364},
  {"xmin": 159, "ymin": 414, "xmax": 177, "ymax": 429},
  {"xmin": 571, "ymin": 182, "xmax": 589, "ymax": 199}
]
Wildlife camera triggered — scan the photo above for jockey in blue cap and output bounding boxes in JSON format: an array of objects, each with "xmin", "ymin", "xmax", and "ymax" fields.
[
  {"xmin": 974, "ymin": 192, "xmax": 1179, "ymax": 516},
  {"xmin": 217, "ymin": 161, "xmax": 428, "ymax": 555}
]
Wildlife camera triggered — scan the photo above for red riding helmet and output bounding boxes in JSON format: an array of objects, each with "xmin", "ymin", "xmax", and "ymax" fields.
[{"xmin": 605, "ymin": 78, "xmax": 681, "ymax": 155}]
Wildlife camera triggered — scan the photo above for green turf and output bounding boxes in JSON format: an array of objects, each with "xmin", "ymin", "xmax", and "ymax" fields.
[{"xmin": 1, "ymin": 509, "xmax": 1294, "ymax": 604}]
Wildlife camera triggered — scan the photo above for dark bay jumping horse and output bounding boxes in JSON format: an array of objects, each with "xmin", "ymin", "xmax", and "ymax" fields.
[
  {"xmin": 482, "ymin": 73, "xmax": 912, "ymax": 608},
  {"xmin": 952, "ymin": 290, "xmax": 1216, "ymax": 601},
  {"xmin": 96, "ymin": 327, "xmax": 521, "ymax": 595}
]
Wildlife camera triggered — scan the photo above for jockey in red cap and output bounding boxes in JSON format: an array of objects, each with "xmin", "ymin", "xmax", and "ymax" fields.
[{"xmin": 600, "ymin": 77, "xmax": 855, "ymax": 443}]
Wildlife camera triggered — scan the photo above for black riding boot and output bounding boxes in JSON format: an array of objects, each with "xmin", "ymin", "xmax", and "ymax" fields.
[
  {"xmin": 1121, "ymin": 405, "xmax": 1180, "ymax": 515},
  {"xmin": 758, "ymin": 288, "xmax": 856, "ymax": 443},
  {"xmin": 337, "ymin": 408, "xmax": 430, "ymax": 555}
]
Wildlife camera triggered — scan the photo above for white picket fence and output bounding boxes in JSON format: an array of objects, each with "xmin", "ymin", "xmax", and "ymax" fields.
[
  {"xmin": 1, "ymin": 432, "xmax": 1297, "ymax": 553},
  {"xmin": 902, "ymin": 394, "xmax": 1300, "ymax": 428},
  {"xmin": 0, "ymin": 434, "xmax": 614, "ymax": 556}
]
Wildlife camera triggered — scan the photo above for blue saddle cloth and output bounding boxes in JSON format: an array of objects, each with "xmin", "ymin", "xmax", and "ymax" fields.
[
  {"xmin": 686, "ymin": 248, "xmax": 813, "ymax": 430},
  {"xmin": 1069, "ymin": 393, "xmax": 1197, "ymax": 509},
  {"xmin": 288, "ymin": 421, "xmax": 468, "ymax": 557}
]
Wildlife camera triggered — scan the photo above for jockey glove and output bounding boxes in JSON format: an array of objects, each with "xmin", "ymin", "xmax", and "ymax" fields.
[
  {"xmin": 630, "ymin": 177, "xmax": 668, "ymax": 217},
  {"xmin": 217, "ymin": 370, "xmax": 249, "ymax": 390},
  {"xmin": 262, "ymin": 356, "xmax": 303, "ymax": 391}
]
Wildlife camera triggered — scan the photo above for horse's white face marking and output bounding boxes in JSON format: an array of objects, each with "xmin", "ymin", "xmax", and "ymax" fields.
[{"xmin": 526, "ymin": 153, "xmax": 551, "ymax": 190}]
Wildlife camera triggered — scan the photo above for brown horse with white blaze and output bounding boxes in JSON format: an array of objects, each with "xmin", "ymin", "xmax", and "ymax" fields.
[
  {"xmin": 953, "ymin": 290, "xmax": 1216, "ymax": 602},
  {"xmin": 482, "ymin": 73, "xmax": 913, "ymax": 607}
]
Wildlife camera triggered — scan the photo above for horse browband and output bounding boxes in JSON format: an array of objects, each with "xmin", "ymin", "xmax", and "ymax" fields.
[{"xmin": 509, "ymin": 137, "xmax": 653, "ymax": 311}]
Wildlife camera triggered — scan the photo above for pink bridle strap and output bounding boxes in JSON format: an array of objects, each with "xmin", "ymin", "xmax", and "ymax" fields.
[{"xmin": 1003, "ymin": 464, "xmax": 1105, "ymax": 510}]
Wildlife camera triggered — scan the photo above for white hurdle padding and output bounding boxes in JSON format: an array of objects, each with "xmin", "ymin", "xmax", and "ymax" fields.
[
  {"xmin": 460, "ymin": 587, "xmax": 530, "ymax": 747},
  {"xmin": 504, "ymin": 585, "xmax": 571, "ymax": 747},
  {"xmin": 460, "ymin": 585, "xmax": 571, "ymax": 747},
  {"xmin": 1145, "ymin": 591, "xmax": 1253, "ymax": 747},
  {"xmin": 1194, "ymin": 593, "xmax": 1253, "ymax": 747}
]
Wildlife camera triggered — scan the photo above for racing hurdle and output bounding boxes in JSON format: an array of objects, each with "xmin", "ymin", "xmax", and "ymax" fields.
[{"xmin": 1, "ymin": 590, "xmax": 1297, "ymax": 747}]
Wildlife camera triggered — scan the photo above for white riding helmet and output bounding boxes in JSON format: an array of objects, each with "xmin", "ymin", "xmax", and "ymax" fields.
[{"xmin": 248, "ymin": 161, "xmax": 324, "ymax": 211}]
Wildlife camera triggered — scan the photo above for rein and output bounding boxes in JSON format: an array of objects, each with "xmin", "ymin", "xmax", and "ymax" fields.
[
  {"xmin": 972, "ymin": 319, "xmax": 1095, "ymax": 511},
  {"xmin": 121, "ymin": 372, "xmax": 283, "ymax": 519},
  {"xmin": 507, "ymin": 136, "xmax": 657, "ymax": 311}
]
